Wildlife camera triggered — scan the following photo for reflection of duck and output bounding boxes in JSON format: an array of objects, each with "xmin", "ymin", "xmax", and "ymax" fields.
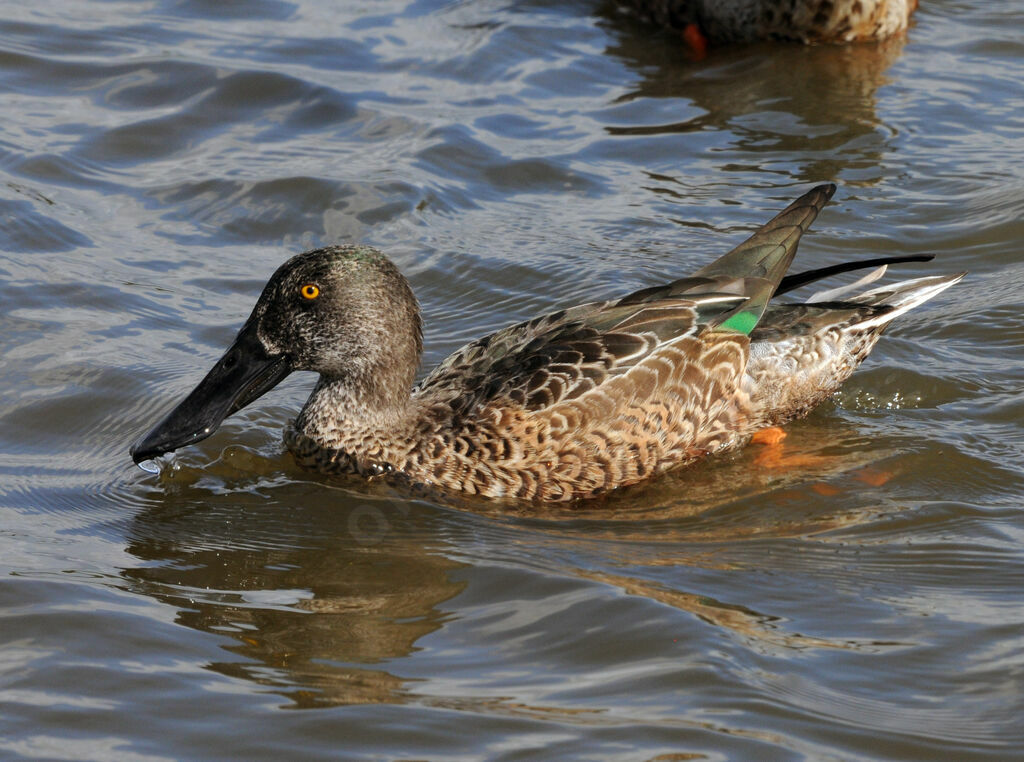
[
  {"xmin": 621, "ymin": 0, "xmax": 919, "ymax": 46},
  {"xmin": 131, "ymin": 185, "xmax": 961, "ymax": 501},
  {"xmin": 599, "ymin": 24, "xmax": 911, "ymax": 187},
  {"xmin": 123, "ymin": 498, "xmax": 467, "ymax": 708}
]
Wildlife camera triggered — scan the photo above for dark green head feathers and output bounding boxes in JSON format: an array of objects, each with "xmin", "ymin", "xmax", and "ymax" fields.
[{"xmin": 131, "ymin": 187, "xmax": 963, "ymax": 502}]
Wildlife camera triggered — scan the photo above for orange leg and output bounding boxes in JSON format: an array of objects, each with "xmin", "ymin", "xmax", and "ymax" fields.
[{"xmin": 682, "ymin": 23, "xmax": 709, "ymax": 60}]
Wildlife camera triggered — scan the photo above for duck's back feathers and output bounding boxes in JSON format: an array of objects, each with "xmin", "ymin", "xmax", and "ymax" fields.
[
  {"xmin": 415, "ymin": 295, "xmax": 742, "ymax": 416},
  {"xmin": 417, "ymin": 183, "xmax": 836, "ymax": 420}
]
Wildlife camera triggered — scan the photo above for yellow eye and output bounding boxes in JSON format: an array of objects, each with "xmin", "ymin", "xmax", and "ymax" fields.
[{"xmin": 300, "ymin": 284, "xmax": 320, "ymax": 300}]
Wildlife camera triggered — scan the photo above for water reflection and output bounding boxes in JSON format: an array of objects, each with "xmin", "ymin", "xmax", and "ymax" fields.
[
  {"xmin": 119, "ymin": 411, "xmax": 908, "ymax": 707},
  {"xmin": 600, "ymin": 11, "xmax": 909, "ymax": 187},
  {"xmin": 122, "ymin": 494, "xmax": 467, "ymax": 708}
]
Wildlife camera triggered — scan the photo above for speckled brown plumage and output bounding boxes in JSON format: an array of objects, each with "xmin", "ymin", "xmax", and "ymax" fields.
[
  {"xmin": 131, "ymin": 184, "xmax": 963, "ymax": 503},
  {"xmin": 623, "ymin": 0, "xmax": 919, "ymax": 43}
]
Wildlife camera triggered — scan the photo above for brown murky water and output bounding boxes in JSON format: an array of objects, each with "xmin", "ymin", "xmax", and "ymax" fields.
[{"xmin": 1, "ymin": 1, "xmax": 1022, "ymax": 759}]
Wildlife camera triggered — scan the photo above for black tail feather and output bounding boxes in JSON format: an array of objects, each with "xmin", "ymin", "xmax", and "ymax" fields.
[{"xmin": 773, "ymin": 255, "xmax": 935, "ymax": 298}]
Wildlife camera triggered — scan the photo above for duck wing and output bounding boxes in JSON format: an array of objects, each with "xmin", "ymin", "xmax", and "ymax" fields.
[
  {"xmin": 415, "ymin": 293, "xmax": 746, "ymax": 417},
  {"xmin": 416, "ymin": 184, "xmax": 837, "ymax": 417}
]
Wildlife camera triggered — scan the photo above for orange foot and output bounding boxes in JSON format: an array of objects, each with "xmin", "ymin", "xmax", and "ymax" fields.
[
  {"xmin": 811, "ymin": 482, "xmax": 842, "ymax": 496},
  {"xmin": 853, "ymin": 466, "xmax": 894, "ymax": 487},
  {"xmin": 751, "ymin": 426, "xmax": 787, "ymax": 446},
  {"xmin": 683, "ymin": 22, "xmax": 709, "ymax": 60},
  {"xmin": 751, "ymin": 426, "xmax": 830, "ymax": 470},
  {"xmin": 810, "ymin": 467, "xmax": 893, "ymax": 496}
]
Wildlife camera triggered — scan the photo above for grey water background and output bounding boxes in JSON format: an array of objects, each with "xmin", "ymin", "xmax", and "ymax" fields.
[{"xmin": 1, "ymin": 0, "xmax": 1022, "ymax": 759}]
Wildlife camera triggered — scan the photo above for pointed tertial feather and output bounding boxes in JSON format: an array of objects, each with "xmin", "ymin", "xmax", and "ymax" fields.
[
  {"xmin": 808, "ymin": 265, "xmax": 887, "ymax": 302},
  {"xmin": 693, "ymin": 184, "xmax": 837, "ymax": 280},
  {"xmin": 615, "ymin": 184, "xmax": 839, "ymax": 319},
  {"xmin": 693, "ymin": 183, "xmax": 836, "ymax": 334}
]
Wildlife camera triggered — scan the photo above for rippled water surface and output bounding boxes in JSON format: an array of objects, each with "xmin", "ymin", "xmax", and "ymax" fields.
[{"xmin": 1, "ymin": 1, "xmax": 1022, "ymax": 759}]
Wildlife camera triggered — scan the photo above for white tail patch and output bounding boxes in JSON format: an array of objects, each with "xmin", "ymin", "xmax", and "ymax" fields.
[{"xmin": 846, "ymin": 273, "xmax": 966, "ymax": 331}]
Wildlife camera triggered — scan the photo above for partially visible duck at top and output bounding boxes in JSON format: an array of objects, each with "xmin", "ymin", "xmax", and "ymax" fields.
[
  {"xmin": 622, "ymin": 0, "xmax": 919, "ymax": 51},
  {"xmin": 130, "ymin": 185, "xmax": 962, "ymax": 502}
]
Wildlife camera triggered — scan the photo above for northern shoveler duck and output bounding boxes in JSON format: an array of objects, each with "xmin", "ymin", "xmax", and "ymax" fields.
[
  {"xmin": 623, "ymin": 0, "xmax": 919, "ymax": 46},
  {"xmin": 131, "ymin": 184, "xmax": 962, "ymax": 501}
]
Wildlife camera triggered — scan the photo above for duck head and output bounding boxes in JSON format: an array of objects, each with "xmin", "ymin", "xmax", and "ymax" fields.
[{"xmin": 130, "ymin": 245, "xmax": 422, "ymax": 464}]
